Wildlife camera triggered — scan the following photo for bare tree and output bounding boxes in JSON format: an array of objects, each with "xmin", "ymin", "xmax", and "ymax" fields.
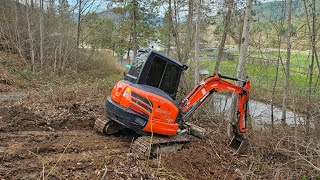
[
  {"xmin": 76, "ymin": 0, "xmax": 83, "ymax": 49},
  {"xmin": 271, "ymin": 0, "xmax": 285, "ymax": 134},
  {"xmin": 39, "ymin": 0, "xmax": 44, "ymax": 68},
  {"xmin": 194, "ymin": 0, "xmax": 201, "ymax": 86},
  {"xmin": 183, "ymin": 0, "xmax": 194, "ymax": 63},
  {"xmin": 172, "ymin": 0, "xmax": 182, "ymax": 62},
  {"xmin": 303, "ymin": 0, "xmax": 318, "ymax": 139},
  {"xmin": 26, "ymin": 0, "xmax": 35, "ymax": 72},
  {"xmin": 214, "ymin": 0, "xmax": 233, "ymax": 73},
  {"xmin": 281, "ymin": 0, "xmax": 292, "ymax": 125},
  {"xmin": 228, "ymin": 0, "xmax": 252, "ymax": 138},
  {"xmin": 132, "ymin": 0, "xmax": 137, "ymax": 60}
]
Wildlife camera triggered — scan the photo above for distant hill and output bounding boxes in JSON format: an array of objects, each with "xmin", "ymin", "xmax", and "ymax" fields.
[{"xmin": 253, "ymin": 0, "xmax": 320, "ymax": 21}]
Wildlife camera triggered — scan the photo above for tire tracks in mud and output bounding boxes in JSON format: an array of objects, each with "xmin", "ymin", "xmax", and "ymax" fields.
[
  {"xmin": 0, "ymin": 93, "xmax": 135, "ymax": 179},
  {"xmin": 0, "ymin": 130, "xmax": 132, "ymax": 179},
  {"xmin": 0, "ymin": 92, "xmax": 248, "ymax": 179}
]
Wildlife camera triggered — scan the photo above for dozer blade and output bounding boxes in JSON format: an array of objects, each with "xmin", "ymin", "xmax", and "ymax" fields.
[
  {"xmin": 184, "ymin": 122, "xmax": 206, "ymax": 138},
  {"xmin": 131, "ymin": 135, "xmax": 190, "ymax": 158},
  {"xmin": 228, "ymin": 135, "xmax": 249, "ymax": 154}
]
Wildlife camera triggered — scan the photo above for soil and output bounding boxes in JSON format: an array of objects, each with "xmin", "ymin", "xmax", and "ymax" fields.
[{"xmin": 0, "ymin": 90, "xmax": 251, "ymax": 179}]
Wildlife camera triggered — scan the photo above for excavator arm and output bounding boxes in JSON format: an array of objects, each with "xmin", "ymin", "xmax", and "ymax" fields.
[{"xmin": 179, "ymin": 73, "xmax": 250, "ymax": 135}]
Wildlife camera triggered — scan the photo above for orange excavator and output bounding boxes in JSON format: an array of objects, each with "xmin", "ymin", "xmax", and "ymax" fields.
[{"xmin": 94, "ymin": 48, "xmax": 250, "ymax": 156}]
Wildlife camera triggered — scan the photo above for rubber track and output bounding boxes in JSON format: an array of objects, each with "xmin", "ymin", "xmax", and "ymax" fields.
[
  {"xmin": 131, "ymin": 135, "xmax": 190, "ymax": 157},
  {"xmin": 94, "ymin": 118, "xmax": 111, "ymax": 134}
]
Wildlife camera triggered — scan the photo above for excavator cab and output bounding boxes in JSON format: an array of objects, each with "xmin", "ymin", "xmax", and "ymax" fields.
[{"xmin": 124, "ymin": 48, "xmax": 188, "ymax": 100}]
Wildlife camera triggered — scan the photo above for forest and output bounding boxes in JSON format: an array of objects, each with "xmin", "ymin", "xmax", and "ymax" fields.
[{"xmin": 0, "ymin": 0, "xmax": 320, "ymax": 179}]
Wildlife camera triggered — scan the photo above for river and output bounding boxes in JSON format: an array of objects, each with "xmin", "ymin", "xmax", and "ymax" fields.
[{"xmin": 210, "ymin": 93, "xmax": 306, "ymax": 126}]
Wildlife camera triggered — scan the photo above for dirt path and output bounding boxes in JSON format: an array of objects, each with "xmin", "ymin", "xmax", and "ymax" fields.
[
  {"xmin": 0, "ymin": 92, "xmax": 25, "ymax": 102},
  {"xmin": 0, "ymin": 94, "xmax": 139, "ymax": 179},
  {"xmin": 0, "ymin": 91, "xmax": 249, "ymax": 179}
]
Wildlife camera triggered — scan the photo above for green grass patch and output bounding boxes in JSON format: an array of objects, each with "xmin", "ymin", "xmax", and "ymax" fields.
[{"xmin": 200, "ymin": 50, "xmax": 320, "ymax": 100}]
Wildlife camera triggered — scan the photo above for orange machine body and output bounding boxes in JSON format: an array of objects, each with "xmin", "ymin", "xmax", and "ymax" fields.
[{"xmin": 111, "ymin": 80, "xmax": 179, "ymax": 136}]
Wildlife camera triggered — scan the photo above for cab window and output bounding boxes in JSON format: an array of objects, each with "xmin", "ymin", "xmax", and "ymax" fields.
[
  {"xmin": 127, "ymin": 51, "xmax": 149, "ymax": 79},
  {"xmin": 160, "ymin": 63, "xmax": 179, "ymax": 95},
  {"xmin": 146, "ymin": 56, "xmax": 180, "ymax": 96},
  {"xmin": 146, "ymin": 56, "xmax": 166, "ymax": 87}
]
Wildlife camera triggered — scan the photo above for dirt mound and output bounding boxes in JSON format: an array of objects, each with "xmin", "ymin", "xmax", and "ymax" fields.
[
  {"xmin": 161, "ymin": 136, "xmax": 248, "ymax": 179},
  {"xmin": 0, "ymin": 105, "xmax": 47, "ymax": 132},
  {"xmin": 49, "ymin": 103, "xmax": 97, "ymax": 131},
  {"xmin": 0, "ymin": 130, "xmax": 134, "ymax": 179},
  {"xmin": 0, "ymin": 102, "xmax": 98, "ymax": 132}
]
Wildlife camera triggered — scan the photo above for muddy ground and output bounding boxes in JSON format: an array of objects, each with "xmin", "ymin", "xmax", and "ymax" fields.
[{"xmin": 0, "ymin": 89, "xmax": 251, "ymax": 179}]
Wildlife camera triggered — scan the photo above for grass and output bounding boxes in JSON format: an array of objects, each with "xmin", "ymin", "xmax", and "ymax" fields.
[
  {"xmin": 0, "ymin": 50, "xmax": 123, "ymax": 95},
  {"xmin": 200, "ymin": 50, "xmax": 320, "ymax": 106}
]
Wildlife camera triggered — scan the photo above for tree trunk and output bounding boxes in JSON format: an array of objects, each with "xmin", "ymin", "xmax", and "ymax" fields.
[
  {"xmin": 14, "ymin": 0, "xmax": 26, "ymax": 65},
  {"xmin": 303, "ymin": 0, "xmax": 317, "ymax": 139},
  {"xmin": 127, "ymin": 47, "xmax": 131, "ymax": 64},
  {"xmin": 59, "ymin": 0, "xmax": 66, "ymax": 72},
  {"xmin": 281, "ymin": 0, "xmax": 292, "ymax": 125},
  {"xmin": 228, "ymin": 0, "xmax": 252, "ymax": 138},
  {"xmin": 39, "ymin": 0, "xmax": 44, "ymax": 69},
  {"xmin": 183, "ymin": 0, "xmax": 194, "ymax": 62},
  {"xmin": 75, "ymin": 0, "xmax": 82, "ymax": 70},
  {"xmin": 214, "ymin": 0, "xmax": 233, "ymax": 73},
  {"xmin": 132, "ymin": 0, "xmax": 137, "ymax": 60},
  {"xmin": 271, "ymin": 33, "xmax": 282, "ymax": 134},
  {"xmin": 311, "ymin": 0, "xmax": 319, "ymax": 137},
  {"xmin": 76, "ymin": 0, "xmax": 82, "ymax": 49},
  {"xmin": 194, "ymin": 0, "xmax": 201, "ymax": 86},
  {"xmin": 26, "ymin": 0, "xmax": 35, "ymax": 72},
  {"xmin": 166, "ymin": 26, "xmax": 171, "ymax": 55},
  {"xmin": 166, "ymin": 0, "xmax": 173, "ymax": 55},
  {"xmin": 172, "ymin": 0, "xmax": 183, "ymax": 62},
  {"xmin": 271, "ymin": 1, "xmax": 285, "ymax": 135}
]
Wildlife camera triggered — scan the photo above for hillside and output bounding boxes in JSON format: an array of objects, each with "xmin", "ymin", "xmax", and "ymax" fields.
[
  {"xmin": 253, "ymin": 0, "xmax": 320, "ymax": 21},
  {"xmin": 0, "ymin": 51, "xmax": 252, "ymax": 179}
]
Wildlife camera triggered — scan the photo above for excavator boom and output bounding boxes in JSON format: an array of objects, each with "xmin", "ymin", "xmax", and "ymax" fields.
[{"xmin": 179, "ymin": 73, "xmax": 250, "ymax": 144}]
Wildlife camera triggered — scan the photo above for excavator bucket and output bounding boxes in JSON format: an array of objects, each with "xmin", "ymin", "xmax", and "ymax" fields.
[{"xmin": 228, "ymin": 136, "xmax": 249, "ymax": 154}]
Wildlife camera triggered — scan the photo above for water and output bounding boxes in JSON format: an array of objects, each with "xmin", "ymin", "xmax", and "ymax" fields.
[{"xmin": 210, "ymin": 94, "xmax": 306, "ymax": 126}]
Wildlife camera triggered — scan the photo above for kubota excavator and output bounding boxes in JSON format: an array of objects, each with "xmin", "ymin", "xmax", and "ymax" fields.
[{"xmin": 94, "ymin": 48, "xmax": 250, "ymax": 156}]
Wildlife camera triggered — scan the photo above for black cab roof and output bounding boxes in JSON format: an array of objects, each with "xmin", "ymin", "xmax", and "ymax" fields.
[{"xmin": 138, "ymin": 48, "xmax": 187, "ymax": 69}]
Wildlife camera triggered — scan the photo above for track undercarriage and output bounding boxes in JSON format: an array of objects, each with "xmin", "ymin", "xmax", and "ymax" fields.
[
  {"xmin": 94, "ymin": 117, "xmax": 204, "ymax": 157},
  {"xmin": 94, "ymin": 117, "xmax": 248, "ymax": 157}
]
